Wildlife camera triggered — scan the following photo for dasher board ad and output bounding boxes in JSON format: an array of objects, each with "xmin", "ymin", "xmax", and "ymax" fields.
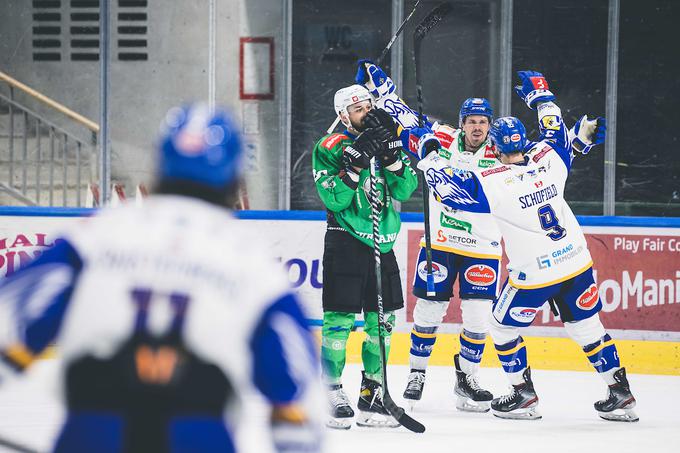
[{"xmin": 1, "ymin": 209, "xmax": 679, "ymax": 340}]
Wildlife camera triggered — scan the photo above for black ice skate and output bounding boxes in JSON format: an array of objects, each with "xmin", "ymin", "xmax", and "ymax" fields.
[
  {"xmin": 595, "ymin": 368, "xmax": 639, "ymax": 422},
  {"xmin": 403, "ymin": 369, "xmax": 426, "ymax": 410},
  {"xmin": 491, "ymin": 367, "xmax": 541, "ymax": 420},
  {"xmin": 356, "ymin": 372, "xmax": 399, "ymax": 428},
  {"xmin": 454, "ymin": 354, "xmax": 493, "ymax": 413},
  {"xmin": 326, "ymin": 384, "xmax": 354, "ymax": 430}
]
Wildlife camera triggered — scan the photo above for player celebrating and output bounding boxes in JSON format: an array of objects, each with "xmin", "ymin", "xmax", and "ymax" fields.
[
  {"xmin": 0, "ymin": 104, "xmax": 324, "ymax": 451},
  {"xmin": 312, "ymin": 84, "xmax": 418, "ymax": 429},
  {"xmin": 355, "ymin": 60, "xmax": 501, "ymax": 412},
  {"xmin": 416, "ymin": 71, "xmax": 637, "ymax": 422}
]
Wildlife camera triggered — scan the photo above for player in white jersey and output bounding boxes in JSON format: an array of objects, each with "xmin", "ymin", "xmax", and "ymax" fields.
[
  {"xmin": 0, "ymin": 104, "xmax": 324, "ymax": 452},
  {"xmin": 416, "ymin": 71, "xmax": 637, "ymax": 422},
  {"xmin": 355, "ymin": 60, "xmax": 501, "ymax": 411}
]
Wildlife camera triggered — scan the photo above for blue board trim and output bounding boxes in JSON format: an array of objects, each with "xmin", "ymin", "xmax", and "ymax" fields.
[{"xmin": 0, "ymin": 207, "xmax": 678, "ymax": 228}]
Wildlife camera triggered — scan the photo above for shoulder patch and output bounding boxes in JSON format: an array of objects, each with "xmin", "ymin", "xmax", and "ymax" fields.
[
  {"xmin": 433, "ymin": 123, "xmax": 457, "ymax": 150},
  {"xmin": 532, "ymin": 145, "xmax": 553, "ymax": 163},
  {"xmin": 481, "ymin": 166, "xmax": 510, "ymax": 177},
  {"xmin": 321, "ymin": 133, "xmax": 347, "ymax": 150},
  {"xmin": 483, "ymin": 144, "xmax": 496, "ymax": 158}
]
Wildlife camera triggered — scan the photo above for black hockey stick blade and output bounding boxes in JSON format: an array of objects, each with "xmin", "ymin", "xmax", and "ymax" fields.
[
  {"xmin": 383, "ymin": 390, "xmax": 426, "ymax": 433},
  {"xmin": 414, "ymin": 2, "xmax": 453, "ymax": 42}
]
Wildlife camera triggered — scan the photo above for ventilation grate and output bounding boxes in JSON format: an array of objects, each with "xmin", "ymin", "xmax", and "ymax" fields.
[
  {"xmin": 32, "ymin": 0, "xmax": 62, "ymax": 61},
  {"xmin": 31, "ymin": 0, "xmax": 148, "ymax": 62}
]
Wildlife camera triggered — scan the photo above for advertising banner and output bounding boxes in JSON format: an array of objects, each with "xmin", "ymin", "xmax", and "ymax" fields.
[{"xmin": 1, "ymin": 211, "xmax": 679, "ymax": 339}]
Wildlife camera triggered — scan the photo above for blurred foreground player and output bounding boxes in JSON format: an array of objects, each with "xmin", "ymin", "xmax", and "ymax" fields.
[{"xmin": 0, "ymin": 104, "xmax": 324, "ymax": 452}]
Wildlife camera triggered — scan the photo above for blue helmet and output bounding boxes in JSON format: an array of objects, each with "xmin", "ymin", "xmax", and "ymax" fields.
[
  {"xmin": 489, "ymin": 116, "xmax": 527, "ymax": 154},
  {"xmin": 458, "ymin": 97, "xmax": 493, "ymax": 127},
  {"xmin": 158, "ymin": 103, "xmax": 243, "ymax": 189}
]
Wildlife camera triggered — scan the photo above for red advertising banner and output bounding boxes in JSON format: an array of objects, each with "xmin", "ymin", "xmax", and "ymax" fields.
[{"xmin": 406, "ymin": 230, "xmax": 680, "ymax": 332}]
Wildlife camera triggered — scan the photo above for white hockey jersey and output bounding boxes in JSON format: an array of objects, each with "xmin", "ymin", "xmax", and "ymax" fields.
[
  {"xmin": 418, "ymin": 102, "xmax": 593, "ymax": 289},
  {"xmin": 0, "ymin": 195, "xmax": 322, "ymax": 451},
  {"xmin": 423, "ymin": 124, "xmax": 503, "ymax": 259}
]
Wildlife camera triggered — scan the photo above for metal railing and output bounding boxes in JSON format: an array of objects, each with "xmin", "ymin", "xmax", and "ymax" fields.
[{"xmin": 0, "ymin": 70, "xmax": 98, "ymax": 207}]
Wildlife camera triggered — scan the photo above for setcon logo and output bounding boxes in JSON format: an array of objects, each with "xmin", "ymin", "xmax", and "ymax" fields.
[
  {"xmin": 577, "ymin": 284, "xmax": 599, "ymax": 310},
  {"xmin": 464, "ymin": 264, "xmax": 496, "ymax": 286}
]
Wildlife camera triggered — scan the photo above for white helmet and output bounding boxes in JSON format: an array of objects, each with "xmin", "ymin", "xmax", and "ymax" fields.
[{"xmin": 334, "ymin": 84, "xmax": 373, "ymax": 117}]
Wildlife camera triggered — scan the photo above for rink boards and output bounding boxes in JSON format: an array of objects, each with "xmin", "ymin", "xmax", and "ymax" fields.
[{"xmin": 1, "ymin": 207, "xmax": 679, "ymax": 375}]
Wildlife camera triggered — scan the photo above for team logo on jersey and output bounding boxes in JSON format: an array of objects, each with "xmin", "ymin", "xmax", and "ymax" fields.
[
  {"xmin": 577, "ymin": 284, "xmax": 599, "ymax": 310},
  {"xmin": 425, "ymin": 168, "xmax": 478, "ymax": 206},
  {"xmin": 541, "ymin": 115, "xmax": 561, "ymax": 131},
  {"xmin": 464, "ymin": 264, "xmax": 496, "ymax": 286},
  {"xmin": 509, "ymin": 307, "xmax": 538, "ymax": 323},
  {"xmin": 417, "ymin": 261, "xmax": 448, "ymax": 283}
]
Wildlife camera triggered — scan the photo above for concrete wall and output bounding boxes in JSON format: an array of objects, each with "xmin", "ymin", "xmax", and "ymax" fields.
[{"xmin": 0, "ymin": 0, "xmax": 282, "ymax": 209}]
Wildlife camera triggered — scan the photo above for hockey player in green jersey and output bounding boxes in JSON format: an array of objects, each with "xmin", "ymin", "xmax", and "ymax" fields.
[{"xmin": 312, "ymin": 84, "xmax": 417, "ymax": 429}]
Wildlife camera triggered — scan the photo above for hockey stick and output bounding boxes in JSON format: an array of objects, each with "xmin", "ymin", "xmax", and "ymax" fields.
[
  {"xmin": 325, "ymin": 0, "xmax": 421, "ymax": 135},
  {"xmin": 368, "ymin": 157, "xmax": 425, "ymax": 434},
  {"xmin": 413, "ymin": 2, "xmax": 453, "ymax": 296}
]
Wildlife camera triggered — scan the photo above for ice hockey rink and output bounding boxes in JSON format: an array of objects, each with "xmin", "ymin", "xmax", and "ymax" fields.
[{"xmin": 0, "ymin": 359, "xmax": 678, "ymax": 453}]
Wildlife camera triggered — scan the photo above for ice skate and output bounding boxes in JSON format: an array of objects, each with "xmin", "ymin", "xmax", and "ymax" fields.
[
  {"xmin": 326, "ymin": 384, "xmax": 354, "ymax": 430},
  {"xmin": 403, "ymin": 369, "xmax": 426, "ymax": 410},
  {"xmin": 491, "ymin": 367, "xmax": 541, "ymax": 420},
  {"xmin": 595, "ymin": 368, "xmax": 639, "ymax": 422},
  {"xmin": 356, "ymin": 372, "xmax": 399, "ymax": 428},
  {"xmin": 454, "ymin": 354, "xmax": 493, "ymax": 413}
]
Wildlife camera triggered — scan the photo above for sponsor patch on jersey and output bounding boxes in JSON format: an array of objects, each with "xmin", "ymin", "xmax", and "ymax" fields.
[
  {"xmin": 484, "ymin": 144, "xmax": 496, "ymax": 158},
  {"xmin": 577, "ymin": 284, "xmax": 599, "ymax": 310},
  {"xmin": 440, "ymin": 212, "xmax": 472, "ymax": 233},
  {"xmin": 464, "ymin": 264, "xmax": 496, "ymax": 286},
  {"xmin": 541, "ymin": 115, "xmax": 560, "ymax": 131},
  {"xmin": 321, "ymin": 133, "xmax": 346, "ymax": 150},
  {"xmin": 509, "ymin": 307, "xmax": 538, "ymax": 323},
  {"xmin": 481, "ymin": 166, "xmax": 510, "ymax": 177},
  {"xmin": 477, "ymin": 159, "xmax": 496, "ymax": 168},
  {"xmin": 417, "ymin": 261, "xmax": 448, "ymax": 283},
  {"xmin": 532, "ymin": 145, "xmax": 553, "ymax": 162}
]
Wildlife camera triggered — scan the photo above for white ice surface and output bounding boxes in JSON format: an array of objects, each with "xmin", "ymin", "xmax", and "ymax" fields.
[{"xmin": 0, "ymin": 359, "xmax": 678, "ymax": 453}]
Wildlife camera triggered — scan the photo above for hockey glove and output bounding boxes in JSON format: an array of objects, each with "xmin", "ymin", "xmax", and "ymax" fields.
[
  {"xmin": 571, "ymin": 115, "xmax": 606, "ymax": 155},
  {"xmin": 407, "ymin": 125, "xmax": 442, "ymax": 160},
  {"xmin": 514, "ymin": 70, "xmax": 555, "ymax": 109},
  {"xmin": 355, "ymin": 59, "xmax": 395, "ymax": 100},
  {"xmin": 364, "ymin": 108, "xmax": 403, "ymax": 167}
]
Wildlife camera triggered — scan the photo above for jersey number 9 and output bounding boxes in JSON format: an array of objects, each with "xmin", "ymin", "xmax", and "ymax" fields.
[{"xmin": 537, "ymin": 204, "xmax": 566, "ymax": 241}]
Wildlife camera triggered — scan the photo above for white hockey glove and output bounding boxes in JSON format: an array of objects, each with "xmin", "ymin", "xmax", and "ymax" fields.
[
  {"xmin": 570, "ymin": 115, "xmax": 606, "ymax": 155},
  {"xmin": 355, "ymin": 59, "xmax": 395, "ymax": 100}
]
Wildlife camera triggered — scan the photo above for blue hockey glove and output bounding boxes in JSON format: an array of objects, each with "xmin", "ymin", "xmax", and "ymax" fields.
[
  {"xmin": 407, "ymin": 125, "xmax": 441, "ymax": 160},
  {"xmin": 514, "ymin": 70, "xmax": 555, "ymax": 109},
  {"xmin": 355, "ymin": 59, "xmax": 395, "ymax": 100},
  {"xmin": 572, "ymin": 115, "xmax": 606, "ymax": 155}
]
